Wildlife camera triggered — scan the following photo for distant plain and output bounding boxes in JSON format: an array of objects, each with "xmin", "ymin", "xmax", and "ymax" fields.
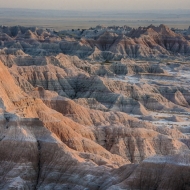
[{"xmin": 0, "ymin": 8, "xmax": 190, "ymax": 30}]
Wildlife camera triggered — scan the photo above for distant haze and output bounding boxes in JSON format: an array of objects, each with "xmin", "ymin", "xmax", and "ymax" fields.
[
  {"xmin": 0, "ymin": 8, "xmax": 190, "ymax": 30},
  {"xmin": 0, "ymin": 1, "xmax": 190, "ymax": 30},
  {"xmin": 0, "ymin": 0, "xmax": 190, "ymax": 10}
]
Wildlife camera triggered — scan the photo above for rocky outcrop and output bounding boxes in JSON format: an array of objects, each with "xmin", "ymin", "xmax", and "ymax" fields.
[
  {"xmin": 0, "ymin": 24, "xmax": 190, "ymax": 189},
  {"xmin": 0, "ymin": 24, "xmax": 190, "ymax": 60},
  {"xmin": 125, "ymin": 153, "xmax": 190, "ymax": 190}
]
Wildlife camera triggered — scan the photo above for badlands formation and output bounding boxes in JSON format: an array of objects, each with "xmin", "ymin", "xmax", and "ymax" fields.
[{"xmin": 0, "ymin": 24, "xmax": 190, "ymax": 189}]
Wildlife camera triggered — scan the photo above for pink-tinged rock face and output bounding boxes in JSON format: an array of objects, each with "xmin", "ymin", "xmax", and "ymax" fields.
[{"xmin": 0, "ymin": 25, "xmax": 190, "ymax": 189}]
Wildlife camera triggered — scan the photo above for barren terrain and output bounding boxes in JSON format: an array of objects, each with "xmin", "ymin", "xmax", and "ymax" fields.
[{"xmin": 0, "ymin": 24, "xmax": 190, "ymax": 189}]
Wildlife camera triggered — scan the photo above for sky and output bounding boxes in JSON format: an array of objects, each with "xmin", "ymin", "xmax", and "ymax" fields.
[{"xmin": 0, "ymin": 0, "xmax": 190, "ymax": 11}]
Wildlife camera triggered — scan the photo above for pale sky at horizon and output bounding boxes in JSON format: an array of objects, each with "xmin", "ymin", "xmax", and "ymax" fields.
[{"xmin": 0, "ymin": 0, "xmax": 190, "ymax": 11}]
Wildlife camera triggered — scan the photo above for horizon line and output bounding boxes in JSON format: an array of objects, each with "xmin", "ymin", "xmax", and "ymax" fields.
[{"xmin": 1, "ymin": 7, "xmax": 190, "ymax": 12}]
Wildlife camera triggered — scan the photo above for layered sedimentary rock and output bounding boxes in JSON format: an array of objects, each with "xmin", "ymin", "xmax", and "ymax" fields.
[
  {"xmin": 0, "ymin": 24, "xmax": 190, "ymax": 60},
  {"xmin": 0, "ymin": 24, "xmax": 190, "ymax": 189}
]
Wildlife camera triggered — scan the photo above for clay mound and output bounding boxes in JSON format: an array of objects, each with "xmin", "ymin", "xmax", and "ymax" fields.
[
  {"xmin": 96, "ymin": 31, "xmax": 118, "ymax": 51},
  {"xmin": 149, "ymin": 24, "xmax": 177, "ymax": 36},
  {"xmin": 129, "ymin": 27, "xmax": 149, "ymax": 38},
  {"xmin": 0, "ymin": 61, "xmax": 26, "ymax": 112},
  {"xmin": 129, "ymin": 24, "xmax": 176, "ymax": 38},
  {"xmin": 24, "ymin": 30, "xmax": 38, "ymax": 40},
  {"xmin": 144, "ymin": 28, "xmax": 158, "ymax": 36},
  {"xmin": 32, "ymin": 86, "xmax": 62, "ymax": 100},
  {"xmin": 133, "ymin": 102, "xmax": 150, "ymax": 115},
  {"xmin": 73, "ymin": 98, "xmax": 108, "ymax": 111},
  {"xmin": 166, "ymin": 115, "xmax": 185, "ymax": 122},
  {"xmin": 141, "ymin": 115, "xmax": 157, "ymax": 121},
  {"xmin": 187, "ymin": 26, "xmax": 190, "ymax": 35},
  {"xmin": 121, "ymin": 153, "xmax": 190, "ymax": 190},
  {"xmin": 88, "ymin": 46, "xmax": 105, "ymax": 61},
  {"xmin": 162, "ymin": 89, "xmax": 189, "ymax": 107},
  {"xmin": 0, "ymin": 33, "xmax": 13, "ymax": 41},
  {"xmin": 173, "ymin": 90, "xmax": 189, "ymax": 107}
]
